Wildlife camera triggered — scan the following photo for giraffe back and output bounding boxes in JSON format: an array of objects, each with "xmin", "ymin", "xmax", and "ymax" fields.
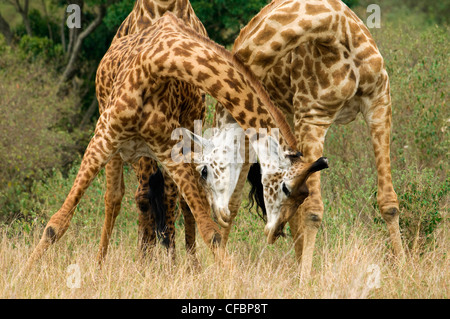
[{"xmin": 97, "ymin": 0, "xmax": 208, "ymax": 115}]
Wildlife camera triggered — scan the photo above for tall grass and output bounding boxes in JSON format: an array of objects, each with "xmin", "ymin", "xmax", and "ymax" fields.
[{"xmin": 2, "ymin": 184, "xmax": 448, "ymax": 298}]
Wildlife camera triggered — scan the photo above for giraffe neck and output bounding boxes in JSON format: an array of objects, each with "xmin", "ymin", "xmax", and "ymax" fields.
[
  {"xmin": 140, "ymin": 13, "xmax": 297, "ymax": 151},
  {"xmin": 135, "ymin": 0, "xmax": 191, "ymax": 18},
  {"xmin": 214, "ymin": 102, "xmax": 238, "ymax": 127}
]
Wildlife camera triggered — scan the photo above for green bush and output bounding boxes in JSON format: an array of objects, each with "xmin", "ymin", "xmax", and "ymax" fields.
[
  {"xmin": 14, "ymin": 9, "xmax": 61, "ymax": 40},
  {"xmin": 18, "ymin": 35, "xmax": 64, "ymax": 64},
  {"xmin": 396, "ymin": 168, "xmax": 448, "ymax": 249}
]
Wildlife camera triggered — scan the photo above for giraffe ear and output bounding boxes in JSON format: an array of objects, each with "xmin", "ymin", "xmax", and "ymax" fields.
[
  {"xmin": 286, "ymin": 157, "xmax": 329, "ymax": 202},
  {"xmin": 181, "ymin": 128, "xmax": 215, "ymax": 155}
]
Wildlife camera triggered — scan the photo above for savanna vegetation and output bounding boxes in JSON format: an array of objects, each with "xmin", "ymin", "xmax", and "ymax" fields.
[{"xmin": 0, "ymin": 0, "xmax": 448, "ymax": 298}]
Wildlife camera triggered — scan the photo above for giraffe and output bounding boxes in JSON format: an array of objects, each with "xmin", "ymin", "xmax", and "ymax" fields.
[
  {"xmin": 23, "ymin": 12, "xmax": 306, "ymax": 271},
  {"xmin": 194, "ymin": 0, "xmax": 405, "ymax": 278},
  {"xmin": 96, "ymin": 0, "xmax": 209, "ymax": 263}
]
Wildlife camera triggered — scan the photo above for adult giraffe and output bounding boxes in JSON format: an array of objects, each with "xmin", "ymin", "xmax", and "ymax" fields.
[
  {"xmin": 195, "ymin": 0, "xmax": 405, "ymax": 278},
  {"xmin": 96, "ymin": 0, "xmax": 209, "ymax": 263}
]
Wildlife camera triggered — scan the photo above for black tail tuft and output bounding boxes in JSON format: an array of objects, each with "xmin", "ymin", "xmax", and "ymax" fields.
[
  {"xmin": 246, "ymin": 162, "xmax": 267, "ymax": 221},
  {"xmin": 148, "ymin": 167, "xmax": 169, "ymax": 247}
]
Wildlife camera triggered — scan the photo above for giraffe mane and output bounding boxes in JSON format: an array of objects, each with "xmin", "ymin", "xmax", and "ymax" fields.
[
  {"xmin": 246, "ymin": 162, "xmax": 267, "ymax": 220},
  {"xmin": 163, "ymin": 12, "xmax": 298, "ymax": 151}
]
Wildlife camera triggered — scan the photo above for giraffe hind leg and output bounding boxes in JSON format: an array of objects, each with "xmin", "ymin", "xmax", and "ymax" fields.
[
  {"xmin": 160, "ymin": 168, "xmax": 179, "ymax": 262},
  {"xmin": 135, "ymin": 158, "xmax": 178, "ymax": 261},
  {"xmin": 365, "ymin": 96, "xmax": 405, "ymax": 261},
  {"xmin": 135, "ymin": 157, "xmax": 158, "ymax": 258}
]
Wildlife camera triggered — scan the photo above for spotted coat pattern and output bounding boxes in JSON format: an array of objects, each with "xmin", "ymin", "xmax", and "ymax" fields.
[
  {"xmin": 24, "ymin": 7, "xmax": 298, "ymax": 270},
  {"xmin": 96, "ymin": 0, "xmax": 209, "ymax": 262},
  {"xmin": 215, "ymin": 0, "xmax": 405, "ymax": 277}
]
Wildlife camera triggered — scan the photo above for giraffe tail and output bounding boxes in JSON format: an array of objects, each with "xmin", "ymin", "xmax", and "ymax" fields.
[{"xmin": 147, "ymin": 167, "xmax": 169, "ymax": 247}]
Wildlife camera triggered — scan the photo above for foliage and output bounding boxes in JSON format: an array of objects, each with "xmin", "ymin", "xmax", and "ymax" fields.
[
  {"xmin": 18, "ymin": 35, "xmax": 64, "ymax": 63},
  {"xmin": 396, "ymin": 168, "xmax": 448, "ymax": 249},
  {"xmin": 103, "ymin": 0, "xmax": 135, "ymax": 31},
  {"xmin": 190, "ymin": 0, "xmax": 267, "ymax": 45},
  {"xmin": 14, "ymin": 8, "xmax": 60, "ymax": 39},
  {"xmin": 0, "ymin": 40, "xmax": 83, "ymax": 222},
  {"xmin": 403, "ymin": 0, "xmax": 450, "ymax": 25}
]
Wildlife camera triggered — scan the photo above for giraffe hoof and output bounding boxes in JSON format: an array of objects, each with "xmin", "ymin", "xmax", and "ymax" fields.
[
  {"xmin": 211, "ymin": 232, "xmax": 222, "ymax": 247},
  {"xmin": 45, "ymin": 226, "xmax": 57, "ymax": 244},
  {"xmin": 382, "ymin": 207, "xmax": 399, "ymax": 222}
]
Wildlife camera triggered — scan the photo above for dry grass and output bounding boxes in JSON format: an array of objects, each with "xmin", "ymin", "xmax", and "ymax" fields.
[
  {"xmin": 1, "ymin": 207, "xmax": 448, "ymax": 299},
  {"xmin": 1, "ymin": 0, "xmax": 448, "ymax": 300}
]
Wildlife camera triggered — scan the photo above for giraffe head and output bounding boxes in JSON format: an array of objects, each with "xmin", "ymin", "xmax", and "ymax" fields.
[
  {"xmin": 248, "ymin": 135, "xmax": 329, "ymax": 244},
  {"xmin": 183, "ymin": 124, "xmax": 244, "ymax": 227}
]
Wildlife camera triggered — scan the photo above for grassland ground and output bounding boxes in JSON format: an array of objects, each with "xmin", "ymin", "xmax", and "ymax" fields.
[{"xmin": 1, "ymin": 163, "xmax": 448, "ymax": 298}]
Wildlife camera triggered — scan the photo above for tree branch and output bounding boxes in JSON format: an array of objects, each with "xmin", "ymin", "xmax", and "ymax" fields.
[
  {"xmin": 0, "ymin": 12, "xmax": 13, "ymax": 44},
  {"xmin": 61, "ymin": 10, "xmax": 66, "ymax": 52},
  {"xmin": 41, "ymin": 0, "xmax": 53, "ymax": 41},
  {"xmin": 58, "ymin": 4, "xmax": 106, "ymax": 92},
  {"xmin": 7, "ymin": 0, "xmax": 32, "ymax": 36}
]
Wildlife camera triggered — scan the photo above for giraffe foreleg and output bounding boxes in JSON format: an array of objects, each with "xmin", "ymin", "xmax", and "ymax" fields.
[
  {"xmin": 295, "ymin": 122, "xmax": 329, "ymax": 278},
  {"xmin": 97, "ymin": 154, "xmax": 125, "ymax": 264},
  {"xmin": 147, "ymin": 136, "xmax": 224, "ymax": 261}
]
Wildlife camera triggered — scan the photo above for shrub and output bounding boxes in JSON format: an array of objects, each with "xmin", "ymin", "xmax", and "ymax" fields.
[
  {"xmin": 395, "ymin": 168, "xmax": 448, "ymax": 250},
  {"xmin": 0, "ymin": 44, "xmax": 81, "ymax": 222},
  {"xmin": 18, "ymin": 35, "xmax": 64, "ymax": 64}
]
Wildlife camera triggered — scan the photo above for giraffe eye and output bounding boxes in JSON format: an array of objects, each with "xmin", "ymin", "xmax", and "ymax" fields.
[
  {"xmin": 201, "ymin": 166, "xmax": 208, "ymax": 180},
  {"xmin": 282, "ymin": 182, "xmax": 291, "ymax": 197}
]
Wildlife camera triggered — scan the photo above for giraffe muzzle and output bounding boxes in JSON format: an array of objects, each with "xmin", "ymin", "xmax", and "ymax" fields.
[{"xmin": 264, "ymin": 221, "xmax": 286, "ymax": 245}]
